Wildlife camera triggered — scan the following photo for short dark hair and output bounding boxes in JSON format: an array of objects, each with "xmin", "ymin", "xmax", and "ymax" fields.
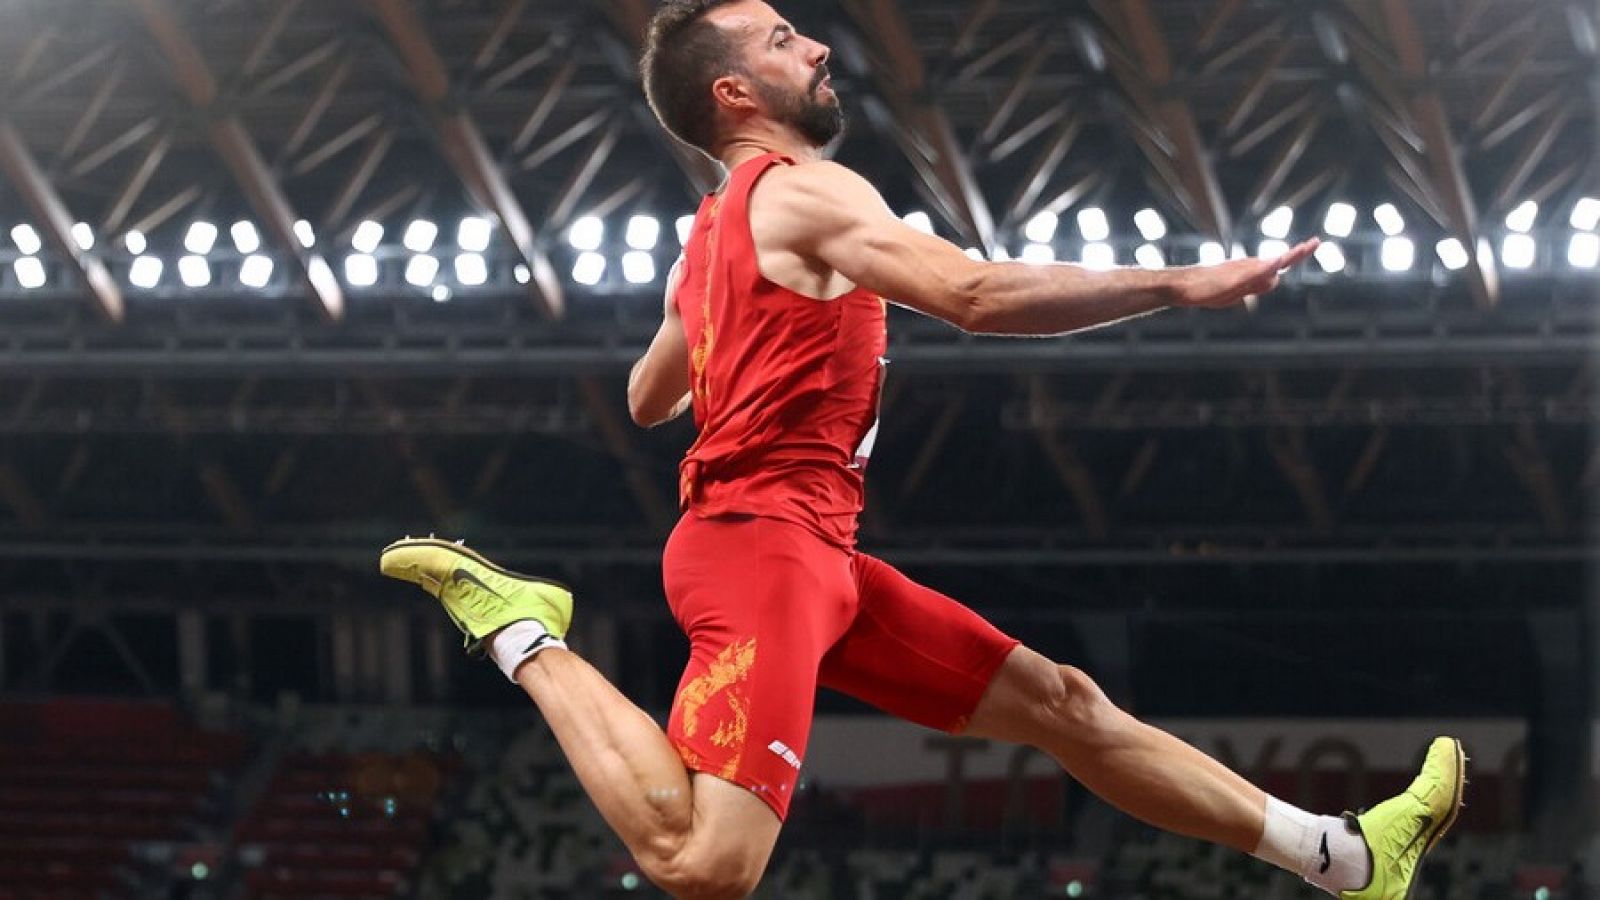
[{"xmin": 641, "ymin": 0, "xmax": 746, "ymax": 155}]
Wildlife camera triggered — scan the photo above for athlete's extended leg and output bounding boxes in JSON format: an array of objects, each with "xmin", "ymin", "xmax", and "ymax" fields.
[{"xmin": 379, "ymin": 538, "xmax": 778, "ymax": 900}]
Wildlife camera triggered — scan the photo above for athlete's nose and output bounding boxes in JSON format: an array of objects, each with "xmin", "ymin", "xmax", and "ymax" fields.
[{"xmin": 809, "ymin": 37, "xmax": 831, "ymax": 68}]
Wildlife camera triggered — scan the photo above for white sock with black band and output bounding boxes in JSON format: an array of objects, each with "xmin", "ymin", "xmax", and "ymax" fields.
[
  {"xmin": 488, "ymin": 620, "xmax": 567, "ymax": 682},
  {"xmin": 1253, "ymin": 796, "xmax": 1372, "ymax": 895}
]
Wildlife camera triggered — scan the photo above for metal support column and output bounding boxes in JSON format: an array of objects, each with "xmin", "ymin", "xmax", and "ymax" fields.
[{"xmin": 177, "ymin": 609, "xmax": 207, "ymax": 698}]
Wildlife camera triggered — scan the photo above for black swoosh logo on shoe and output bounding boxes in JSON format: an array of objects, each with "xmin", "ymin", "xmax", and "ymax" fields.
[
  {"xmin": 449, "ymin": 567, "xmax": 503, "ymax": 599},
  {"xmin": 1318, "ymin": 832, "xmax": 1332, "ymax": 873}
]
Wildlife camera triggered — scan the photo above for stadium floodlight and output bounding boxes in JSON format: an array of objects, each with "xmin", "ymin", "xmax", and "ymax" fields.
[
  {"xmin": 1076, "ymin": 207, "xmax": 1110, "ymax": 242},
  {"xmin": 1568, "ymin": 233, "xmax": 1599, "ymax": 269},
  {"xmin": 514, "ymin": 264, "xmax": 531, "ymax": 285},
  {"xmin": 129, "ymin": 255, "xmax": 163, "ymax": 288},
  {"xmin": 1020, "ymin": 243, "xmax": 1056, "ymax": 264},
  {"xmin": 623, "ymin": 250, "xmax": 657, "ymax": 284},
  {"xmin": 293, "ymin": 219, "xmax": 316, "ymax": 248},
  {"xmin": 71, "ymin": 222, "xmax": 94, "ymax": 251},
  {"xmin": 432, "ymin": 285, "xmax": 451, "ymax": 303},
  {"xmin": 231, "ymin": 221, "xmax": 261, "ymax": 254},
  {"xmin": 626, "ymin": 215, "xmax": 662, "ymax": 250},
  {"xmin": 184, "ymin": 221, "xmax": 218, "ymax": 255},
  {"xmin": 1081, "ymin": 242, "xmax": 1115, "ymax": 270},
  {"xmin": 1314, "ymin": 241, "xmax": 1346, "ymax": 273},
  {"xmin": 568, "ymin": 216, "xmax": 604, "ymax": 251},
  {"xmin": 1505, "ymin": 200, "xmax": 1538, "ymax": 233},
  {"xmin": 1571, "ymin": 197, "xmax": 1600, "ymax": 231},
  {"xmin": 345, "ymin": 254, "xmax": 379, "ymax": 287},
  {"xmin": 455, "ymin": 253, "xmax": 489, "ymax": 286},
  {"xmin": 1134, "ymin": 209, "xmax": 1167, "ymax": 242},
  {"xmin": 963, "ymin": 247, "xmax": 984, "ymax": 261},
  {"xmin": 1435, "ymin": 237, "xmax": 1469, "ymax": 271},
  {"xmin": 352, "ymin": 220, "xmax": 385, "ymax": 254},
  {"xmin": 1023, "ymin": 211, "xmax": 1059, "ymax": 244},
  {"xmin": 403, "ymin": 219, "xmax": 438, "ymax": 253},
  {"xmin": 239, "ymin": 254, "xmax": 274, "ymax": 288},
  {"xmin": 1198, "ymin": 241, "xmax": 1226, "ymax": 265},
  {"xmin": 1134, "ymin": 243, "xmax": 1166, "ymax": 269},
  {"xmin": 404, "ymin": 254, "xmax": 439, "ymax": 287},
  {"xmin": 178, "ymin": 255, "xmax": 212, "ymax": 287},
  {"xmin": 1260, "ymin": 206, "xmax": 1294, "ymax": 239},
  {"xmin": 990, "ymin": 246, "xmax": 1011, "ymax": 262},
  {"xmin": 125, "ymin": 229, "xmax": 148, "ymax": 255},
  {"xmin": 1258, "ymin": 239, "xmax": 1289, "ymax": 260},
  {"xmin": 1374, "ymin": 203, "xmax": 1405, "ymax": 236},
  {"xmin": 14, "ymin": 257, "xmax": 45, "ymax": 289},
  {"xmin": 458, "ymin": 216, "xmax": 493, "ymax": 252},
  {"xmin": 901, "ymin": 211, "xmax": 934, "ymax": 235},
  {"xmin": 573, "ymin": 251, "xmax": 607, "ymax": 286},
  {"xmin": 676, "ymin": 215, "xmax": 696, "ymax": 246},
  {"xmin": 1380, "ymin": 236, "xmax": 1415, "ymax": 271},
  {"xmin": 1500, "ymin": 233, "xmax": 1536, "ymax": 269},
  {"xmin": 1323, "ymin": 202, "xmax": 1357, "ymax": 238},
  {"xmin": 10, "ymin": 225, "xmax": 41, "ymax": 255}
]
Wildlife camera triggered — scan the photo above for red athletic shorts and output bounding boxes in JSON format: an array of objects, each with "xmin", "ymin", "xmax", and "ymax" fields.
[{"xmin": 662, "ymin": 512, "xmax": 1019, "ymax": 819}]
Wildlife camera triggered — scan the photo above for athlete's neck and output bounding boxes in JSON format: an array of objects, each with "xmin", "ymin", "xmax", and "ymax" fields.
[{"xmin": 716, "ymin": 129, "xmax": 826, "ymax": 173}]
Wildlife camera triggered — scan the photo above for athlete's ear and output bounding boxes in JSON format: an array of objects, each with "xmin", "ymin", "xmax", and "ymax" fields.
[{"xmin": 711, "ymin": 74, "xmax": 757, "ymax": 115}]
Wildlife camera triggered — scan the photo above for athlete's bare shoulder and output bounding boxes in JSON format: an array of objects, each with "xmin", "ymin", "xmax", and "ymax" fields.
[{"xmin": 750, "ymin": 159, "xmax": 892, "ymax": 251}]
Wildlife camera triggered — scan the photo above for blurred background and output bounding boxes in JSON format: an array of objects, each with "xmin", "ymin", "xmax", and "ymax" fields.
[{"xmin": 0, "ymin": 0, "xmax": 1594, "ymax": 896}]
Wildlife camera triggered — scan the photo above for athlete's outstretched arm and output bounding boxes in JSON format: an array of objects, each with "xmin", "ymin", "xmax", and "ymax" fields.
[
  {"xmin": 626, "ymin": 257, "xmax": 692, "ymax": 428},
  {"xmin": 754, "ymin": 162, "xmax": 1316, "ymax": 337}
]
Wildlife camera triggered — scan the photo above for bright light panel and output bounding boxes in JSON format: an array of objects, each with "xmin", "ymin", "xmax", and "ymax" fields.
[
  {"xmin": 569, "ymin": 216, "xmax": 604, "ymax": 252},
  {"xmin": 1500, "ymin": 233, "xmax": 1536, "ymax": 269},
  {"xmin": 1020, "ymin": 243, "xmax": 1056, "ymax": 265},
  {"xmin": 514, "ymin": 264, "xmax": 531, "ymax": 285},
  {"xmin": 1505, "ymin": 200, "xmax": 1538, "ymax": 233},
  {"xmin": 1076, "ymin": 207, "xmax": 1110, "ymax": 242},
  {"xmin": 626, "ymin": 215, "xmax": 662, "ymax": 250},
  {"xmin": 432, "ymin": 285, "xmax": 451, "ymax": 303},
  {"xmin": 405, "ymin": 254, "xmax": 439, "ymax": 287},
  {"xmin": 963, "ymin": 248, "xmax": 983, "ymax": 261},
  {"xmin": 1260, "ymin": 206, "xmax": 1294, "ymax": 239},
  {"xmin": 623, "ymin": 250, "xmax": 657, "ymax": 284},
  {"xmin": 1323, "ymin": 202, "xmax": 1357, "ymax": 238},
  {"xmin": 1134, "ymin": 244, "xmax": 1166, "ymax": 269},
  {"xmin": 344, "ymin": 254, "xmax": 378, "ymax": 287},
  {"xmin": 1198, "ymin": 241, "xmax": 1226, "ymax": 265},
  {"xmin": 184, "ymin": 222, "xmax": 218, "ymax": 255},
  {"xmin": 1314, "ymin": 241, "xmax": 1346, "ymax": 273},
  {"xmin": 240, "ymin": 254, "xmax": 274, "ymax": 288},
  {"xmin": 455, "ymin": 253, "xmax": 488, "ymax": 286},
  {"xmin": 1374, "ymin": 203, "xmax": 1405, "ymax": 237},
  {"xmin": 676, "ymin": 215, "xmax": 696, "ymax": 246},
  {"xmin": 178, "ymin": 255, "xmax": 211, "ymax": 287},
  {"xmin": 129, "ymin": 255, "xmax": 163, "ymax": 288},
  {"xmin": 1134, "ymin": 209, "xmax": 1166, "ymax": 242},
  {"xmin": 404, "ymin": 220, "xmax": 438, "ymax": 253},
  {"xmin": 231, "ymin": 221, "xmax": 260, "ymax": 254},
  {"xmin": 10, "ymin": 225, "xmax": 41, "ymax": 255},
  {"xmin": 1023, "ymin": 211, "xmax": 1059, "ymax": 244},
  {"xmin": 352, "ymin": 220, "xmax": 385, "ymax": 254},
  {"xmin": 293, "ymin": 220, "xmax": 315, "ymax": 248},
  {"xmin": 1380, "ymin": 236, "xmax": 1415, "ymax": 271},
  {"xmin": 902, "ymin": 211, "xmax": 934, "ymax": 235},
  {"xmin": 125, "ymin": 230, "xmax": 147, "ymax": 255},
  {"xmin": 457, "ymin": 217, "xmax": 492, "ymax": 252},
  {"xmin": 1568, "ymin": 233, "xmax": 1599, "ymax": 269},
  {"xmin": 14, "ymin": 257, "xmax": 45, "ymax": 289},
  {"xmin": 1571, "ymin": 197, "xmax": 1600, "ymax": 231},
  {"xmin": 1258, "ymin": 239, "xmax": 1290, "ymax": 259},
  {"xmin": 71, "ymin": 223, "xmax": 94, "ymax": 251},
  {"xmin": 1435, "ymin": 237, "xmax": 1469, "ymax": 271},
  {"xmin": 1081, "ymin": 242, "xmax": 1116, "ymax": 270},
  {"xmin": 573, "ymin": 251, "xmax": 607, "ymax": 286}
]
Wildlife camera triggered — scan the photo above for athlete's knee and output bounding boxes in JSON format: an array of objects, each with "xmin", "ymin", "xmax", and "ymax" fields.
[{"xmin": 639, "ymin": 840, "xmax": 764, "ymax": 900}]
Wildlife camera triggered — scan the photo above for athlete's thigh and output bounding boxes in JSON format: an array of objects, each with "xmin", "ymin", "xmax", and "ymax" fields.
[
  {"xmin": 662, "ymin": 513, "xmax": 857, "ymax": 820},
  {"xmin": 818, "ymin": 553, "xmax": 1020, "ymax": 732}
]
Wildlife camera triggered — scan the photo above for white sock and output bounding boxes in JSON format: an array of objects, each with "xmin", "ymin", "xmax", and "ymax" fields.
[
  {"xmin": 1252, "ymin": 797, "xmax": 1372, "ymax": 895},
  {"xmin": 487, "ymin": 620, "xmax": 567, "ymax": 682}
]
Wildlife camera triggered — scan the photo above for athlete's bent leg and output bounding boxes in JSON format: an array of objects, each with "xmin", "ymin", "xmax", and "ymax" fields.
[{"xmin": 513, "ymin": 649, "xmax": 780, "ymax": 900}]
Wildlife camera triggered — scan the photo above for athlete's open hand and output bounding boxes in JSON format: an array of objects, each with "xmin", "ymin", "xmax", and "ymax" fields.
[{"xmin": 1172, "ymin": 238, "xmax": 1319, "ymax": 309}]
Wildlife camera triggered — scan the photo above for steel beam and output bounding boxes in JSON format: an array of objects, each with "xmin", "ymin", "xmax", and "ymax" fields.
[
  {"xmin": 131, "ymin": 0, "xmax": 344, "ymax": 322},
  {"xmin": 362, "ymin": 0, "xmax": 564, "ymax": 319},
  {"xmin": 0, "ymin": 123, "xmax": 124, "ymax": 322}
]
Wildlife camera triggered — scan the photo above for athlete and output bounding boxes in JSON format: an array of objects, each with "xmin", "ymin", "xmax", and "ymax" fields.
[{"xmin": 380, "ymin": 2, "xmax": 1464, "ymax": 897}]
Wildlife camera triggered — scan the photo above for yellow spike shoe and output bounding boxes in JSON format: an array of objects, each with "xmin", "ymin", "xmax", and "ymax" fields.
[
  {"xmin": 379, "ymin": 537, "xmax": 574, "ymax": 654},
  {"xmin": 1340, "ymin": 736, "xmax": 1466, "ymax": 900}
]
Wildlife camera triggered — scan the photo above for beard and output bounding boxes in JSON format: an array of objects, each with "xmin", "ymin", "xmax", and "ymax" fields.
[{"xmin": 753, "ymin": 68, "xmax": 845, "ymax": 148}]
